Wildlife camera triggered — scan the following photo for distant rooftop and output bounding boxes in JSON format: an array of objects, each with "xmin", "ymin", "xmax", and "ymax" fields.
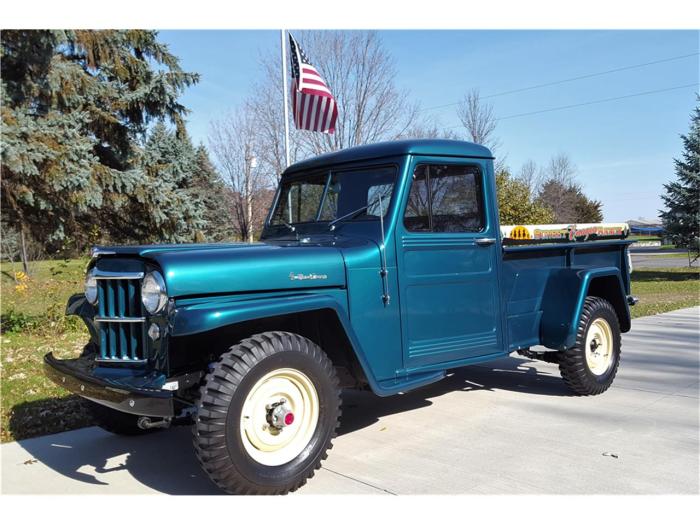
[
  {"xmin": 627, "ymin": 218, "xmax": 663, "ymax": 227},
  {"xmin": 284, "ymin": 139, "xmax": 494, "ymax": 175}
]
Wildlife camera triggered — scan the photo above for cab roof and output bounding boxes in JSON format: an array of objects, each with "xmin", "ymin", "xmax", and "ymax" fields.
[{"xmin": 283, "ymin": 139, "xmax": 494, "ymax": 175}]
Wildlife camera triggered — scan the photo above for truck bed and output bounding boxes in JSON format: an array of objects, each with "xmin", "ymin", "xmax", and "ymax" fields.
[{"xmin": 500, "ymin": 239, "xmax": 633, "ymax": 352}]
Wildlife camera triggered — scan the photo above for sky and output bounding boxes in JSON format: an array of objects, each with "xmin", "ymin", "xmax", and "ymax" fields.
[{"xmin": 158, "ymin": 30, "xmax": 699, "ymax": 222}]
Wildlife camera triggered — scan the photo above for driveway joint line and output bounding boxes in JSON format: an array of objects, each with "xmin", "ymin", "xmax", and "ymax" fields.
[{"xmin": 320, "ymin": 466, "xmax": 397, "ymax": 495}]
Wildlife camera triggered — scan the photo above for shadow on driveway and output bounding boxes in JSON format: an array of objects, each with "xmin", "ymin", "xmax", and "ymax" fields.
[
  {"xmin": 339, "ymin": 356, "xmax": 571, "ymax": 436},
  {"xmin": 15, "ymin": 425, "xmax": 225, "ymax": 494},
  {"xmin": 14, "ymin": 356, "xmax": 568, "ymax": 495}
]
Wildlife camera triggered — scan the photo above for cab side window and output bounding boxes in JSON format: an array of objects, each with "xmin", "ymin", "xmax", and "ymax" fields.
[
  {"xmin": 404, "ymin": 165, "xmax": 431, "ymax": 231},
  {"xmin": 403, "ymin": 164, "xmax": 485, "ymax": 233}
]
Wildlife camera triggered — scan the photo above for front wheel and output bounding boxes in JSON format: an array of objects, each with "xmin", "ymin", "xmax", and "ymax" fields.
[
  {"xmin": 193, "ymin": 331, "xmax": 341, "ymax": 495},
  {"xmin": 559, "ymin": 297, "xmax": 622, "ymax": 396}
]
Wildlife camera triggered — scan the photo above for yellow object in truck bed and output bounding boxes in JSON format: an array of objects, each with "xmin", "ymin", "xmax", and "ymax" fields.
[{"xmin": 500, "ymin": 223, "xmax": 630, "ymax": 243}]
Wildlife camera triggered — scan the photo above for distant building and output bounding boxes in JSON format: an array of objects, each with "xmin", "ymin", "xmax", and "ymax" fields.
[{"xmin": 626, "ymin": 218, "xmax": 665, "ymax": 236}]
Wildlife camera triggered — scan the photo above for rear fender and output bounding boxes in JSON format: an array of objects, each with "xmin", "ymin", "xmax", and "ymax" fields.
[{"xmin": 540, "ymin": 267, "xmax": 630, "ymax": 350}]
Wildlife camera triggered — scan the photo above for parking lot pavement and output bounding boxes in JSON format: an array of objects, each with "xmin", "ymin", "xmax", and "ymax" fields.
[{"xmin": 2, "ymin": 307, "xmax": 698, "ymax": 495}]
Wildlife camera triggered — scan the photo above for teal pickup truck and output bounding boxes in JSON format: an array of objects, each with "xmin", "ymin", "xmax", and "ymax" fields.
[{"xmin": 44, "ymin": 140, "xmax": 636, "ymax": 494}]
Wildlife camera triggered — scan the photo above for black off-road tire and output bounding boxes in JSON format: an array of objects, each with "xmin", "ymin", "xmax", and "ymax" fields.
[
  {"xmin": 87, "ymin": 401, "xmax": 159, "ymax": 436},
  {"xmin": 193, "ymin": 331, "xmax": 341, "ymax": 495},
  {"xmin": 558, "ymin": 296, "xmax": 622, "ymax": 396}
]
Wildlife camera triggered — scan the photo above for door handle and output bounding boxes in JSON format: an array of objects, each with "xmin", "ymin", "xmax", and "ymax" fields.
[{"xmin": 475, "ymin": 237, "xmax": 496, "ymax": 246}]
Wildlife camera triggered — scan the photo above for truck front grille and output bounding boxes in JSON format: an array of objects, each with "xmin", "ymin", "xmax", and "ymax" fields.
[{"xmin": 95, "ymin": 274, "xmax": 147, "ymax": 363}]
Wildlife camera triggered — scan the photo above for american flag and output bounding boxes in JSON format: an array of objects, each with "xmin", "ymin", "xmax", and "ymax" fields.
[{"xmin": 289, "ymin": 33, "xmax": 338, "ymax": 134}]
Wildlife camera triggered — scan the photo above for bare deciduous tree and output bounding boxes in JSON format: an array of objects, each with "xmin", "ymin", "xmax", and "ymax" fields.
[
  {"xmin": 457, "ymin": 89, "xmax": 501, "ymax": 152},
  {"xmin": 399, "ymin": 118, "xmax": 461, "ymax": 140},
  {"xmin": 538, "ymin": 153, "xmax": 579, "ymax": 222},
  {"xmin": 246, "ymin": 61, "xmax": 305, "ymax": 181},
  {"xmin": 518, "ymin": 159, "xmax": 545, "ymax": 195},
  {"xmin": 546, "ymin": 153, "xmax": 577, "ymax": 186},
  {"xmin": 252, "ymin": 30, "xmax": 422, "ymax": 169},
  {"xmin": 298, "ymin": 31, "xmax": 419, "ymax": 155},
  {"xmin": 535, "ymin": 153, "xmax": 602, "ymax": 223},
  {"xmin": 209, "ymin": 110, "xmax": 273, "ymax": 242}
]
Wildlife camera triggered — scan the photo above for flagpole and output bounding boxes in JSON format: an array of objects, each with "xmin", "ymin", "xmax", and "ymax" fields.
[{"xmin": 280, "ymin": 29, "xmax": 291, "ymax": 169}]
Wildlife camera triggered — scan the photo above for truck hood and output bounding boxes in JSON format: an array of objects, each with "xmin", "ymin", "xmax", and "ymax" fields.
[{"xmin": 98, "ymin": 242, "xmax": 347, "ymax": 297}]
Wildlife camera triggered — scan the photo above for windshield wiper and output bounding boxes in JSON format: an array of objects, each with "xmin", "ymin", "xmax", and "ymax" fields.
[
  {"xmin": 327, "ymin": 204, "xmax": 370, "ymax": 230},
  {"xmin": 328, "ymin": 196, "xmax": 388, "ymax": 230}
]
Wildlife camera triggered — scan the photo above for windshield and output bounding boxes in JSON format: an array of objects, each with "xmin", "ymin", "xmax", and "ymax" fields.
[{"xmin": 268, "ymin": 165, "xmax": 397, "ymax": 227}]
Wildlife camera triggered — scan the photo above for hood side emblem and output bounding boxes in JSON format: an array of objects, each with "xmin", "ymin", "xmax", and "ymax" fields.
[{"xmin": 289, "ymin": 272, "xmax": 328, "ymax": 281}]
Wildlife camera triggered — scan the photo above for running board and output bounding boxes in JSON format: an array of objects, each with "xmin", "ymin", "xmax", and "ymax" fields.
[{"xmin": 375, "ymin": 370, "xmax": 446, "ymax": 397}]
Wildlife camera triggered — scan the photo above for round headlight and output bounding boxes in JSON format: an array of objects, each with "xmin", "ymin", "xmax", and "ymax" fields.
[
  {"xmin": 141, "ymin": 271, "xmax": 167, "ymax": 314},
  {"xmin": 85, "ymin": 269, "xmax": 98, "ymax": 305}
]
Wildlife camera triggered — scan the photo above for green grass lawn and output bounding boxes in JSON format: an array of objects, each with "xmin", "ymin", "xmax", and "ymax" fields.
[
  {"xmin": 638, "ymin": 251, "xmax": 699, "ymax": 260},
  {"xmin": 1, "ymin": 330, "xmax": 93, "ymax": 442},
  {"xmin": 1, "ymin": 259, "xmax": 698, "ymax": 443},
  {"xmin": 1, "ymin": 258, "xmax": 94, "ymax": 442},
  {"xmin": 629, "ymin": 236, "xmax": 662, "ymax": 242},
  {"xmin": 1, "ymin": 258, "xmax": 87, "ymax": 317},
  {"xmin": 630, "ymin": 267, "xmax": 700, "ymax": 318}
]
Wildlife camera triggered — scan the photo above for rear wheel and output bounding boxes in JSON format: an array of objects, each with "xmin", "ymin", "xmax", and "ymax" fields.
[
  {"xmin": 559, "ymin": 297, "xmax": 621, "ymax": 395},
  {"xmin": 193, "ymin": 331, "xmax": 341, "ymax": 495}
]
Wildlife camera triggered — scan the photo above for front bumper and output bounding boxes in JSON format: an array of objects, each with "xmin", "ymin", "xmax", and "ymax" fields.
[{"xmin": 44, "ymin": 352, "xmax": 175, "ymax": 418}]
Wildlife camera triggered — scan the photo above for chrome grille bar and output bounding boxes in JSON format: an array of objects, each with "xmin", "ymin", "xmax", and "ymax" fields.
[
  {"xmin": 95, "ymin": 273, "xmax": 147, "ymax": 363},
  {"xmin": 94, "ymin": 269, "xmax": 144, "ymax": 280},
  {"xmin": 95, "ymin": 316, "xmax": 146, "ymax": 323},
  {"xmin": 95, "ymin": 357, "xmax": 148, "ymax": 364}
]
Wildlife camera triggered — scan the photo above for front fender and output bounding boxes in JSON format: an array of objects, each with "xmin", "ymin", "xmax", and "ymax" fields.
[
  {"xmin": 171, "ymin": 293, "xmax": 351, "ymax": 336},
  {"xmin": 66, "ymin": 293, "xmax": 94, "ymax": 318},
  {"xmin": 170, "ymin": 292, "xmax": 394, "ymax": 396},
  {"xmin": 540, "ymin": 267, "xmax": 630, "ymax": 350},
  {"xmin": 66, "ymin": 293, "xmax": 98, "ymax": 342}
]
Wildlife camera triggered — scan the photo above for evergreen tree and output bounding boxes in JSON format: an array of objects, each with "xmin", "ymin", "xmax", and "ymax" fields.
[
  {"xmin": 660, "ymin": 101, "xmax": 700, "ymax": 263},
  {"xmin": 1, "ymin": 30, "xmax": 200, "ymax": 254},
  {"xmin": 138, "ymin": 124, "xmax": 234, "ymax": 243},
  {"xmin": 496, "ymin": 170, "xmax": 554, "ymax": 225},
  {"xmin": 572, "ymin": 190, "xmax": 603, "ymax": 223},
  {"xmin": 191, "ymin": 145, "xmax": 236, "ymax": 242},
  {"xmin": 537, "ymin": 180, "xmax": 602, "ymax": 223},
  {"xmin": 135, "ymin": 122, "xmax": 205, "ymax": 243}
]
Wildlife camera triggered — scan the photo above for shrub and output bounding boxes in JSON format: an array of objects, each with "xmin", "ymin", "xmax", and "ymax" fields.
[{"xmin": 0, "ymin": 309, "xmax": 37, "ymax": 333}]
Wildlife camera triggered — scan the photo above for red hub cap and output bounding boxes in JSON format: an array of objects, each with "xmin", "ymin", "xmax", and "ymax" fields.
[{"xmin": 269, "ymin": 401, "xmax": 295, "ymax": 429}]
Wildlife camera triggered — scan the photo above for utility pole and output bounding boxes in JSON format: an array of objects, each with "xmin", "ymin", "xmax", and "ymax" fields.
[{"xmin": 245, "ymin": 152, "xmax": 257, "ymax": 243}]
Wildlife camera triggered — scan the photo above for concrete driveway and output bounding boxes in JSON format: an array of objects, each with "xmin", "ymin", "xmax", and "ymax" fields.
[{"xmin": 2, "ymin": 307, "xmax": 698, "ymax": 495}]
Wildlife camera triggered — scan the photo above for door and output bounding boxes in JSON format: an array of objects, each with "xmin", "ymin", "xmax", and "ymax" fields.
[{"xmin": 397, "ymin": 159, "xmax": 503, "ymax": 369}]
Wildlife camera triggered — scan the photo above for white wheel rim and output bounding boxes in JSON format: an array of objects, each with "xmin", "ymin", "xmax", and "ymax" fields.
[
  {"xmin": 239, "ymin": 368, "xmax": 319, "ymax": 466},
  {"xmin": 585, "ymin": 318, "xmax": 614, "ymax": 375}
]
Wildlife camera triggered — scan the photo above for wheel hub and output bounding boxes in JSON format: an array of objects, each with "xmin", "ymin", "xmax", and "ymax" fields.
[
  {"xmin": 267, "ymin": 398, "xmax": 295, "ymax": 429},
  {"xmin": 585, "ymin": 318, "xmax": 614, "ymax": 376},
  {"xmin": 240, "ymin": 368, "xmax": 319, "ymax": 466}
]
